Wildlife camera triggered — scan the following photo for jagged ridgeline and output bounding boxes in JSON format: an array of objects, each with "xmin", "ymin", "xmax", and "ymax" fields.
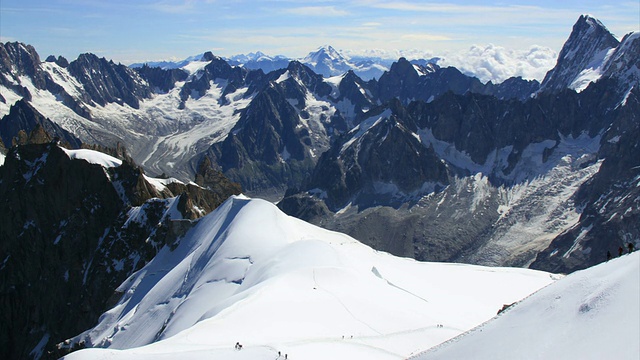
[
  {"xmin": 0, "ymin": 126, "xmax": 240, "ymax": 359},
  {"xmin": 279, "ymin": 15, "xmax": 640, "ymax": 273},
  {"xmin": 0, "ymin": 14, "xmax": 639, "ymax": 359},
  {"xmin": 1, "ymin": 15, "xmax": 638, "ymax": 268},
  {"xmin": 1, "ymin": 40, "xmax": 540, "ymax": 197}
]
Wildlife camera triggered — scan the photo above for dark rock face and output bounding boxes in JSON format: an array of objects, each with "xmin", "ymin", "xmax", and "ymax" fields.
[
  {"xmin": 305, "ymin": 100, "xmax": 449, "ymax": 210},
  {"xmin": 194, "ymin": 156, "xmax": 242, "ymax": 198},
  {"xmin": 412, "ymin": 79, "xmax": 618, "ymax": 173},
  {"xmin": 0, "ymin": 99, "xmax": 82, "ymax": 148},
  {"xmin": 377, "ymin": 57, "xmax": 427, "ymax": 103},
  {"xmin": 333, "ymin": 70, "xmax": 377, "ymax": 122},
  {"xmin": 531, "ymin": 88, "xmax": 640, "ymax": 273},
  {"xmin": 205, "ymin": 84, "xmax": 315, "ymax": 196},
  {"xmin": 277, "ymin": 190, "xmax": 332, "ymax": 223},
  {"xmin": 0, "ymin": 42, "xmax": 47, "ymax": 89},
  {"xmin": 483, "ymin": 77, "xmax": 540, "ymax": 101},
  {"xmin": 178, "ymin": 54, "xmax": 249, "ymax": 107},
  {"xmin": 67, "ymin": 53, "xmax": 152, "ymax": 109},
  {"xmin": 601, "ymin": 32, "xmax": 640, "ymax": 92},
  {"xmin": 0, "ymin": 144, "xmax": 132, "ymax": 360},
  {"xmin": 280, "ymin": 75, "xmax": 635, "ymax": 268},
  {"xmin": 135, "ymin": 64, "xmax": 188, "ymax": 94},
  {"xmin": 376, "ymin": 57, "xmax": 538, "ymax": 105},
  {"xmin": 279, "ymin": 61, "xmax": 333, "ymax": 102},
  {"xmin": 44, "ymin": 55, "xmax": 69, "ymax": 68},
  {"xmin": 0, "ymin": 143, "xmax": 240, "ymax": 360}
]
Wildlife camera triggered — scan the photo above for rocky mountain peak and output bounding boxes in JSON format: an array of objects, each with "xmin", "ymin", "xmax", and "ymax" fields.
[
  {"xmin": 282, "ymin": 60, "xmax": 332, "ymax": 98},
  {"xmin": 67, "ymin": 53, "xmax": 151, "ymax": 108},
  {"xmin": 539, "ymin": 15, "xmax": 620, "ymax": 93},
  {"xmin": 0, "ymin": 42, "xmax": 51, "ymax": 90},
  {"xmin": 0, "ymin": 42, "xmax": 41, "ymax": 77},
  {"xmin": 388, "ymin": 57, "xmax": 419, "ymax": 77},
  {"xmin": 200, "ymin": 51, "xmax": 217, "ymax": 62}
]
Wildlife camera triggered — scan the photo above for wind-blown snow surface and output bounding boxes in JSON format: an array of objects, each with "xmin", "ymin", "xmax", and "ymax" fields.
[
  {"xmin": 61, "ymin": 148, "xmax": 123, "ymax": 168},
  {"xmin": 414, "ymin": 252, "xmax": 640, "ymax": 360},
  {"xmin": 64, "ymin": 196, "xmax": 555, "ymax": 360}
]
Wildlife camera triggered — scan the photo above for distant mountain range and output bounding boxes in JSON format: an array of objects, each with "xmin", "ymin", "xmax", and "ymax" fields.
[
  {"xmin": 130, "ymin": 45, "xmax": 437, "ymax": 81},
  {"xmin": 1, "ymin": 14, "xmax": 639, "ymax": 359},
  {"xmin": 129, "ymin": 43, "xmax": 557, "ymax": 84}
]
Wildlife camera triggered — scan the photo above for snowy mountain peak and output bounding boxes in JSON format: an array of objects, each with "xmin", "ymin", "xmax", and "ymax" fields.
[
  {"xmin": 303, "ymin": 45, "xmax": 348, "ymax": 65},
  {"xmin": 576, "ymin": 14, "xmax": 608, "ymax": 32},
  {"xmin": 300, "ymin": 45, "xmax": 357, "ymax": 77},
  {"xmin": 539, "ymin": 15, "xmax": 620, "ymax": 93}
]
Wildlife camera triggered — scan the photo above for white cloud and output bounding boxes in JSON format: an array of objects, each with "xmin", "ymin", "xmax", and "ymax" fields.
[{"xmin": 439, "ymin": 44, "xmax": 558, "ymax": 83}]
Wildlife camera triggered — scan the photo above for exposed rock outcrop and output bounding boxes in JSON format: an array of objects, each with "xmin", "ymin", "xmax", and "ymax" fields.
[{"xmin": 0, "ymin": 142, "xmax": 240, "ymax": 360}]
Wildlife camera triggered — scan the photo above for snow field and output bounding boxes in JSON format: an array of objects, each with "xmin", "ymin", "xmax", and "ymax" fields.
[
  {"xmin": 414, "ymin": 252, "xmax": 640, "ymax": 360},
  {"xmin": 65, "ymin": 196, "xmax": 555, "ymax": 360}
]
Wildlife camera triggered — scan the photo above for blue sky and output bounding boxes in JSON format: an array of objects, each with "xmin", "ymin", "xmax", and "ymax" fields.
[{"xmin": 1, "ymin": 1, "xmax": 638, "ymax": 64}]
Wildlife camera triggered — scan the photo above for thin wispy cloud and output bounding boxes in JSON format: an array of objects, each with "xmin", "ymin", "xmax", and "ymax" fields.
[
  {"xmin": 360, "ymin": 1, "xmax": 541, "ymax": 14},
  {"xmin": 401, "ymin": 34, "xmax": 454, "ymax": 42},
  {"xmin": 147, "ymin": 1, "xmax": 197, "ymax": 14},
  {"xmin": 285, "ymin": 6, "xmax": 349, "ymax": 17}
]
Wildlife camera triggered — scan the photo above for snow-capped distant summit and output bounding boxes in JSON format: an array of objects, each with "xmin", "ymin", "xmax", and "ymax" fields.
[
  {"xmin": 302, "ymin": 45, "xmax": 356, "ymax": 78},
  {"xmin": 226, "ymin": 51, "xmax": 291, "ymax": 73},
  {"xmin": 304, "ymin": 45, "xmax": 349, "ymax": 66},
  {"xmin": 539, "ymin": 14, "xmax": 620, "ymax": 93},
  {"xmin": 228, "ymin": 51, "xmax": 268, "ymax": 63},
  {"xmin": 129, "ymin": 53, "xmax": 204, "ymax": 70}
]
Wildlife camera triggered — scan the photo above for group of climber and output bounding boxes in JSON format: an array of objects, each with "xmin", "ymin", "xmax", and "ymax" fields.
[
  {"xmin": 607, "ymin": 242, "xmax": 635, "ymax": 261},
  {"xmin": 234, "ymin": 343, "xmax": 288, "ymax": 359}
]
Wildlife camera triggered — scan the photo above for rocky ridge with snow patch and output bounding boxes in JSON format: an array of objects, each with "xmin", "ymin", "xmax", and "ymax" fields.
[{"xmin": 0, "ymin": 141, "xmax": 240, "ymax": 360}]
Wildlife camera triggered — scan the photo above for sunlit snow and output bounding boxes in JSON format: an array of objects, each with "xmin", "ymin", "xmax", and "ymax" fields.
[
  {"xmin": 61, "ymin": 148, "xmax": 123, "ymax": 168},
  {"xmin": 64, "ymin": 196, "xmax": 555, "ymax": 360},
  {"xmin": 414, "ymin": 252, "xmax": 640, "ymax": 360}
]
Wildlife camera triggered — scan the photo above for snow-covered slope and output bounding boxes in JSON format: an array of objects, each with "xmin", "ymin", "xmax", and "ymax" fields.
[
  {"xmin": 63, "ymin": 196, "xmax": 555, "ymax": 360},
  {"xmin": 414, "ymin": 252, "xmax": 640, "ymax": 360}
]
